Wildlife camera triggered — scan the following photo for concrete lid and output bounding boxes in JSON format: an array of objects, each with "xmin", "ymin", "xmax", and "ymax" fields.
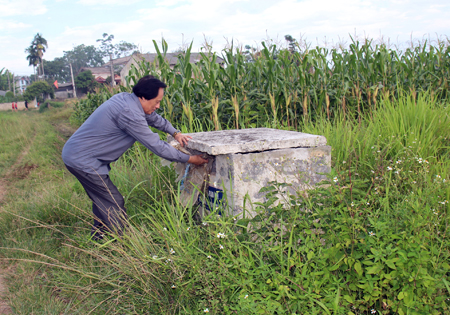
[{"xmin": 172, "ymin": 128, "xmax": 327, "ymax": 155}]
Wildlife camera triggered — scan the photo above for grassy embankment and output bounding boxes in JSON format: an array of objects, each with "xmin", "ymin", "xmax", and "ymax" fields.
[{"xmin": 0, "ymin": 94, "xmax": 449, "ymax": 314}]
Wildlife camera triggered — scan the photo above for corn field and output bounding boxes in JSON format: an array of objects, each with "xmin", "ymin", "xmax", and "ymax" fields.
[{"xmin": 75, "ymin": 37, "xmax": 450, "ymax": 131}]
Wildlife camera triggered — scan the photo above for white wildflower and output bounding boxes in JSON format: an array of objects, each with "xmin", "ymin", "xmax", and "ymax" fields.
[
  {"xmin": 369, "ymin": 231, "xmax": 375, "ymax": 236},
  {"xmin": 170, "ymin": 248, "xmax": 175, "ymax": 254}
]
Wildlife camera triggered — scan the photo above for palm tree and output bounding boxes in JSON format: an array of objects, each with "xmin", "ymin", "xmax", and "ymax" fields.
[
  {"xmin": 25, "ymin": 45, "xmax": 39, "ymax": 78},
  {"xmin": 25, "ymin": 33, "xmax": 48, "ymax": 80}
]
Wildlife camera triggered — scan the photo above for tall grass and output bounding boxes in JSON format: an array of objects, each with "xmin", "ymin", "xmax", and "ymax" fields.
[
  {"xmin": 3, "ymin": 92, "xmax": 448, "ymax": 314},
  {"xmin": 118, "ymin": 37, "xmax": 450, "ymax": 133},
  {"xmin": 72, "ymin": 37, "xmax": 450, "ymax": 132}
]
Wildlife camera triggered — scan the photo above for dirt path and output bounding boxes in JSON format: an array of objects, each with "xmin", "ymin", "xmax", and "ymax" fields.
[
  {"xmin": 0, "ymin": 267, "xmax": 12, "ymax": 315},
  {"xmin": 0, "ymin": 135, "xmax": 36, "ymax": 314}
]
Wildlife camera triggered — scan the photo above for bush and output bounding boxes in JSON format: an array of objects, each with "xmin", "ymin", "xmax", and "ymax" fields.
[
  {"xmin": 23, "ymin": 81, "xmax": 54, "ymax": 103},
  {"xmin": 44, "ymin": 93, "xmax": 450, "ymax": 314},
  {"xmin": 74, "ymin": 70, "xmax": 100, "ymax": 94},
  {"xmin": 38, "ymin": 100, "xmax": 65, "ymax": 113}
]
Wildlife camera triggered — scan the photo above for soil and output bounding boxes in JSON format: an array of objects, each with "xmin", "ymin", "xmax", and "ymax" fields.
[{"xmin": 0, "ymin": 266, "xmax": 13, "ymax": 314}]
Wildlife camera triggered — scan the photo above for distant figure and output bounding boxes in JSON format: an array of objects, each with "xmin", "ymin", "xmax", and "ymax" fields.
[
  {"xmin": 24, "ymin": 100, "xmax": 28, "ymax": 111},
  {"xmin": 12, "ymin": 102, "xmax": 15, "ymax": 111},
  {"xmin": 14, "ymin": 102, "xmax": 18, "ymax": 111}
]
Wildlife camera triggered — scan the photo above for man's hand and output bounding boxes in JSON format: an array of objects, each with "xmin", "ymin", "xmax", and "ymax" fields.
[
  {"xmin": 174, "ymin": 133, "xmax": 192, "ymax": 147},
  {"xmin": 188, "ymin": 155, "xmax": 208, "ymax": 165}
]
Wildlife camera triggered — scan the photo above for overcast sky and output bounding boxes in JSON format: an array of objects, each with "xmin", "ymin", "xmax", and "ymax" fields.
[{"xmin": 1, "ymin": 0, "xmax": 449, "ymax": 76}]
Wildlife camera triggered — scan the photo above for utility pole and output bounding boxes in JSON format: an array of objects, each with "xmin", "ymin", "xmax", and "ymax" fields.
[
  {"xmin": 7, "ymin": 70, "xmax": 11, "ymax": 91},
  {"xmin": 109, "ymin": 53, "xmax": 115, "ymax": 87},
  {"xmin": 69, "ymin": 63, "xmax": 77, "ymax": 98}
]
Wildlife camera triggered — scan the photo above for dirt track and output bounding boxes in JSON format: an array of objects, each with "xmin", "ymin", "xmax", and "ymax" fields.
[{"xmin": 0, "ymin": 133, "xmax": 36, "ymax": 314}]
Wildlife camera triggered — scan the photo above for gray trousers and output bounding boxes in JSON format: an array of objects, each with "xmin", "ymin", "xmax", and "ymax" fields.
[{"xmin": 65, "ymin": 165, "xmax": 127, "ymax": 239}]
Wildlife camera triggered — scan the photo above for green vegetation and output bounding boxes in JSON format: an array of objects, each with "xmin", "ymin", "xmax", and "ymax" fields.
[
  {"xmin": 74, "ymin": 70, "xmax": 100, "ymax": 94},
  {"xmin": 0, "ymin": 68, "xmax": 14, "ymax": 92},
  {"xmin": 121, "ymin": 39, "xmax": 449, "ymax": 131},
  {"xmin": 22, "ymin": 81, "xmax": 54, "ymax": 102},
  {"xmin": 0, "ymin": 38, "xmax": 449, "ymax": 314},
  {"xmin": 25, "ymin": 33, "xmax": 48, "ymax": 79},
  {"xmin": 28, "ymin": 33, "xmax": 139, "ymax": 85},
  {"xmin": 38, "ymin": 99, "xmax": 65, "ymax": 113},
  {"xmin": 0, "ymin": 91, "xmax": 449, "ymax": 314}
]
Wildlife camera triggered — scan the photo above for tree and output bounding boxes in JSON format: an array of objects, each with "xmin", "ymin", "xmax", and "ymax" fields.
[
  {"xmin": 96, "ymin": 33, "xmax": 138, "ymax": 60},
  {"xmin": 75, "ymin": 70, "xmax": 99, "ymax": 94},
  {"xmin": 64, "ymin": 44, "xmax": 104, "ymax": 74},
  {"xmin": 25, "ymin": 45, "xmax": 39, "ymax": 78},
  {"xmin": 44, "ymin": 57, "xmax": 70, "ymax": 82},
  {"xmin": 34, "ymin": 33, "xmax": 48, "ymax": 77},
  {"xmin": 284, "ymin": 35, "xmax": 297, "ymax": 53},
  {"xmin": 25, "ymin": 33, "xmax": 48, "ymax": 80},
  {"xmin": 0, "ymin": 68, "xmax": 14, "ymax": 91},
  {"xmin": 23, "ymin": 81, "xmax": 54, "ymax": 102}
]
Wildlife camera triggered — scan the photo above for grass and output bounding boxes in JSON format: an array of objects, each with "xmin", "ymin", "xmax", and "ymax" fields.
[{"xmin": 0, "ymin": 92, "xmax": 449, "ymax": 314}]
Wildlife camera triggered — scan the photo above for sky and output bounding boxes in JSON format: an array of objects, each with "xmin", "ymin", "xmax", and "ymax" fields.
[{"xmin": 1, "ymin": 0, "xmax": 449, "ymax": 76}]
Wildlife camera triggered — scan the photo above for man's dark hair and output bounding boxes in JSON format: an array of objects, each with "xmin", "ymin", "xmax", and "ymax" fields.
[{"xmin": 132, "ymin": 75, "xmax": 167, "ymax": 100}]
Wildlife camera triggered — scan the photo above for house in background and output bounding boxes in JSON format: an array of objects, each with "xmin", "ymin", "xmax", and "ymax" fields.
[
  {"xmin": 104, "ymin": 55, "xmax": 134, "ymax": 68},
  {"xmin": 120, "ymin": 52, "xmax": 225, "ymax": 85},
  {"xmin": 78, "ymin": 67, "xmax": 121, "ymax": 85},
  {"xmin": 54, "ymin": 82, "xmax": 76, "ymax": 99},
  {"xmin": 15, "ymin": 76, "xmax": 31, "ymax": 94}
]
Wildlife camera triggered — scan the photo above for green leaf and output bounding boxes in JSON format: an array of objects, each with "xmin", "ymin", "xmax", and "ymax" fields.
[
  {"xmin": 385, "ymin": 259, "xmax": 397, "ymax": 270},
  {"xmin": 366, "ymin": 264, "xmax": 383, "ymax": 274},
  {"xmin": 354, "ymin": 261, "xmax": 363, "ymax": 276},
  {"xmin": 343, "ymin": 295, "xmax": 354, "ymax": 303}
]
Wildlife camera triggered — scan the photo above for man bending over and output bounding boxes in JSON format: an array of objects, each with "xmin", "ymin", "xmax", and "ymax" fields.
[{"xmin": 62, "ymin": 75, "xmax": 207, "ymax": 240}]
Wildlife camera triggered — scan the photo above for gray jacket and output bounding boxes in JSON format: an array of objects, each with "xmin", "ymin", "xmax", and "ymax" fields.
[{"xmin": 62, "ymin": 92, "xmax": 189, "ymax": 174}]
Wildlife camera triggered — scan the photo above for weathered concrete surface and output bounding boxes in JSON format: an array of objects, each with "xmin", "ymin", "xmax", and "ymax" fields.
[
  {"xmin": 167, "ymin": 128, "xmax": 331, "ymax": 218},
  {"xmin": 168, "ymin": 128, "xmax": 327, "ymax": 155},
  {"xmin": 211, "ymin": 146, "xmax": 331, "ymax": 217}
]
